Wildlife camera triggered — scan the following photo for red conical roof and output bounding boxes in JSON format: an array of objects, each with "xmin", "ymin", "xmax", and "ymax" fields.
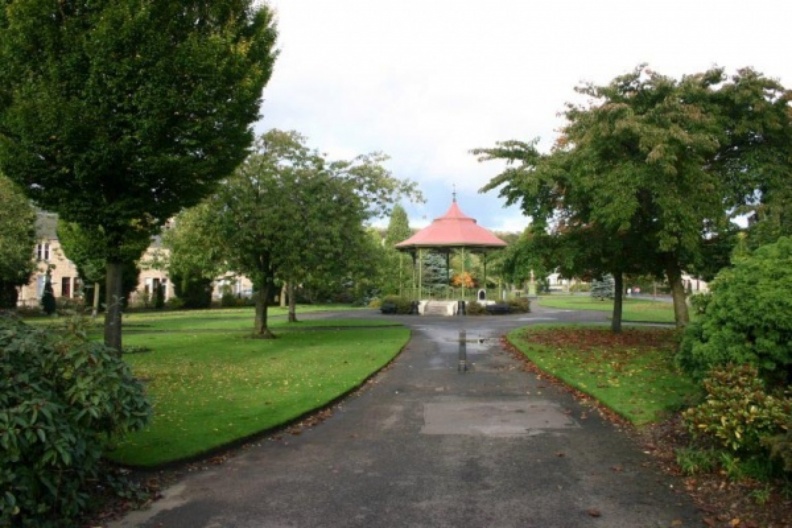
[{"xmin": 395, "ymin": 200, "xmax": 507, "ymax": 251}]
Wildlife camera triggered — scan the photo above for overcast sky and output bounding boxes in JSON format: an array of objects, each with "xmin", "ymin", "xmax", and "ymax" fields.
[{"xmin": 257, "ymin": 0, "xmax": 791, "ymax": 233}]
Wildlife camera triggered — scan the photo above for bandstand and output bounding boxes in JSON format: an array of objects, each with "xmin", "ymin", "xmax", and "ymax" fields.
[{"xmin": 394, "ymin": 197, "xmax": 507, "ymax": 315}]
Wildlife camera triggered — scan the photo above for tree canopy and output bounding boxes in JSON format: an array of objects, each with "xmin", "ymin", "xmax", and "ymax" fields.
[
  {"xmin": 0, "ymin": 0, "xmax": 278, "ymax": 349},
  {"xmin": 476, "ymin": 66, "xmax": 792, "ymax": 328},
  {"xmin": 0, "ymin": 174, "xmax": 35, "ymax": 309},
  {"xmin": 192, "ymin": 129, "xmax": 420, "ymax": 337}
]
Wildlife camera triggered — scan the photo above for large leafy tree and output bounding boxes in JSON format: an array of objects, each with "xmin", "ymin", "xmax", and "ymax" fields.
[
  {"xmin": 200, "ymin": 129, "xmax": 420, "ymax": 337},
  {"xmin": 0, "ymin": 0, "xmax": 278, "ymax": 350},
  {"xmin": 0, "ymin": 174, "xmax": 35, "ymax": 309},
  {"xmin": 476, "ymin": 66, "xmax": 792, "ymax": 328}
]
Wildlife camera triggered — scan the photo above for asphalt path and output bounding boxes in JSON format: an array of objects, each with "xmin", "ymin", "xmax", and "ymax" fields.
[{"xmin": 110, "ymin": 304, "xmax": 701, "ymax": 528}]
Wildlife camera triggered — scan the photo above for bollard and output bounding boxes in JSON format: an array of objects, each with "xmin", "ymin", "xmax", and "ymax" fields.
[{"xmin": 458, "ymin": 329, "xmax": 468, "ymax": 373}]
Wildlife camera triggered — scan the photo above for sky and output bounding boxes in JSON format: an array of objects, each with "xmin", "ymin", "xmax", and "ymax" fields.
[{"xmin": 256, "ymin": 0, "xmax": 791, "ymax": 233}]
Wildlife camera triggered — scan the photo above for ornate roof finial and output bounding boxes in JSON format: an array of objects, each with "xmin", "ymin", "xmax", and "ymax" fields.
[{"xmin": 452, "ymin": 184, "xmax": 457, "ymax": 203}]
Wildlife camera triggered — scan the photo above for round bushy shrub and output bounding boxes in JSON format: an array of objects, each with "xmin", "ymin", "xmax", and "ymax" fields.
[
  {"xmin": 507, "ymin": 297, "xmax": 531, "ymax": 314},
  {"xmin": 682, "ymin": 364, "xmax": 790, "ymax": 455},
  {"xmin": 0, "ymin": 315, "xmax": 151, "ymax": 527},
  {"xmin": 677, "ymin": 237, "xmax": 792, "ymax": 385},
  {"xmin": 380, "ymin": 295, "xmax": 414, "ymax": 314}
]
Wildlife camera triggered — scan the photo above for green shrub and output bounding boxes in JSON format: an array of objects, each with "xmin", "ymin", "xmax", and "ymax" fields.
[
  {"xmin": 0, "ymin": 315, "xmax": 151, "ymax": 527},
  {"xmin": 221, "ymin": 291, "xmax": 237, "ymax": 308},
  {"xmin": 675, "ymin": 446, "xmax": 719, "ymax": 475},
  {"xmin": 763, "ymin": 416, "xmax": 792, "ymax": 473},
  {"xmin": 507, "ymin": 297, "xmax": 531, "ymax": 313},
  {"xmin": 367, "ymin": 297, "xmax": 382, "ymax": 309},
  {"xmin": 688, "ymin": 292, "xmax": 712, "ymax": 316},
  {"xmin": 570, "ymin": 283, "xmax": 591, "ymax": 293},
  {"xmin": 678, "ymin": 237, "xmax": 792, "ymax": 385},
  {"xmin": 380, "ymin": 295, "xmax": 414, "ymax": 314},
  {"xmin": 682, "ymin": 364, "xmax": 790, "ymax": 455},
  {"xmin": 465, "ymin": 301, "xmax": 487, "ymax": 315}
]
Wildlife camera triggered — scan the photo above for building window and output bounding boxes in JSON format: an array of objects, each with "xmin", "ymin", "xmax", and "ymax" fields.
[
  {"xmin": 62, "ymin": 277, "xmax": 72, "ymax": 298},
  {"xmin": 36, "ymin": 242, "xmax": 50, "ymax": 261}
]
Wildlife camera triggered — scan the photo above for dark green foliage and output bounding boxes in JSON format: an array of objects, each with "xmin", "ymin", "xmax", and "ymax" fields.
[
  {"xmin": 380, "ymin": 295, "xmax": 414, "ymax": 315},
  {"xmin": 763, "ymin": 417, "xmax": 792, "ymax": 473},
  {"xmin": 484, "ymin": 303, "xmax": 512, "ymax": 315},
  {"xmin": 0, "ymin": 0, "xmax": 278, "ymax": 350},
  {"xmin": 0, "ymin": 176, "xmax": 36, "ymax": 310},
  {"xmin": 476, "ymin": 67, "xmax": 792, "ymax": 329},
  {"xmin": 682, "ymin": 365, "xmax": 790, "ymax": 462},
  {"xmin": 171, "ymin": 272, "xmax": 213, "ymax": 309},
  {"xmin": 0, "ymin": 315, "xmax": 150, "ymax": 527},
  {"xmin": 688, "ymin": 292, "xmax": 713, "ymax": 316},
  {"xmin": 40, "ymin": 274, "xmax": 56, "ymax": 315},
  {"xmin": 153, "ymin": 283, "xmax": 165, "ymax": 309},
  {"xmin": 221, "ymin": 290, "xmax": 238, "ymax": 308},
  {"xmin": 678, "ymin": 237, "xmax": 792, "ymax": 385}
]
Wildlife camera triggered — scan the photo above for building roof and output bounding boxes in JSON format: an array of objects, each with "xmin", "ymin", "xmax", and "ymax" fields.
[{"xmin": 394, "ymin": 200, "xmax": 508, "ymax": 251}]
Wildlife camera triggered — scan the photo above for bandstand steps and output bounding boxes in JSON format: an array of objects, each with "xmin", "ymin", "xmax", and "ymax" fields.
[{"xmin": 423, "ymin": 301, "xmax": 456, "ymax": 316}]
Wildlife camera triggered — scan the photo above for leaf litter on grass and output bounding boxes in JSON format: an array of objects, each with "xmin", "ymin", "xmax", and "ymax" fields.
[{"xmin": 510, "ymin": 326, "xmax": 698, "ymax": 425}]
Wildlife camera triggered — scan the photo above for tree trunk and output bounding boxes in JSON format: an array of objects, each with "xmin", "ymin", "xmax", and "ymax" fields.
[
  {"xmin": 287, "ymin": 282, "xmax": 298, "ymax": 323},
  {"xmin": 104, "ymin": 261, "xmax": 124, "ymax": 352},
  {"xmin": 280, "ymin": 282, "xmax": 287, "ymax": 308},
  {"xmin": 92, "ymin": 281, "xmax": 101, "ymax": 318},
  {"xmin": 611, "ymin": 271, "xmax": 623, "ymax": 333},
  {"xmin": 665, "ymin": 260, "xmax": 690, "ymax": 328},
  {"xmin": 254, "ymin": 282, "xmax": 275, "ymax": 339}
]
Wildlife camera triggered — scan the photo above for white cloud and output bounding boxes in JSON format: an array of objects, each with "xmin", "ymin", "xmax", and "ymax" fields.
[{"xmin": 261, "ymin": 0, "xmax": 792, "ymax": 231}]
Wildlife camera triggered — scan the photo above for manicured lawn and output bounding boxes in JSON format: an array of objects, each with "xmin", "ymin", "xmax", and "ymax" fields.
[
  {"xmin": 538, "ymin": 295, "xmax": 676, "ymax": 323},
  {"xmin": 507, "ymin": 325, "xmax": 699, "ymax": 425},
  {"xmin": 102, "ymin": 309, "xmax": 408, "ymax": 467}
]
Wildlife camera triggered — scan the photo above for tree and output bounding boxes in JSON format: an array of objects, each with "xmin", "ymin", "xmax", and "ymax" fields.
[
  {"xmin": 476, "ymin": 66, "xmax": 792, "ymax": 328},
  {"xmin": 162, "ymin": 204, "xmax": 223, "ymax": 309},
  {"xmin": 0, "ymin": 0, "xmax": 278, "ymax": 350},
  {"xmin": 199, "ymin": 129, "xmax": 419, "ymax": 337},
  {"xmin": 0, "ymin": 174, "xmax": 35, "ymax": 309},
  {"xmin": 57, "ymin": 221, "xmax": 146, "ymax": 317},
  {"xmin": 40, "ymin": 270, "xmax": 56, "ymax": 315},
  {"xmin": 381, "ymin": 204, "xmax": 413, "ymax": 296}
]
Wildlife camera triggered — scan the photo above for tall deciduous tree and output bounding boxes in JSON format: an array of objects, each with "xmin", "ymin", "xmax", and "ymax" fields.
[
  {"xmin": 477, "ymin": 66, "xmax": 792, "ymax": 328},
  {"xmin": 0, "ymin": 174, "xmax": 35, "ymax": 309},
  {"xmin": 0, "ymin": 0, "xmax": 278, "ymax": 350},
  {"xmin": 199, "ymin": 129, "xmax": 419, "ymax": 337}
]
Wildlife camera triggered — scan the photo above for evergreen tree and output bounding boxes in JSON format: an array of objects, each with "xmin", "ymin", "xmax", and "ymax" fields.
[
  {"xmin": 591, "ymin": 274, "xmax": 615, "ymax": 300},
  {"xmin": 41, "ymin": 272, "xmax": 56, "ymax": 315}
]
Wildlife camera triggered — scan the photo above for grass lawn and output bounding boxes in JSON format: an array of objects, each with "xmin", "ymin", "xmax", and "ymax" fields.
[
  {"xmin": 101, "ymin": 309, "xmax": 408, "ymax": 467},
  {"xmin": 507, "ymin": 325, "xmax": 699, "ymax": 425},
  {"xmin": 538, "ymin": 295, "xmax": 676, "ymax": 324}
]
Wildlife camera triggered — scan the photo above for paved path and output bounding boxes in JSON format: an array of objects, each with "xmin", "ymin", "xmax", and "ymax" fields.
[{"xmin": 111, "ymin": 306, "xmax": 701, "ymax": 528}]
